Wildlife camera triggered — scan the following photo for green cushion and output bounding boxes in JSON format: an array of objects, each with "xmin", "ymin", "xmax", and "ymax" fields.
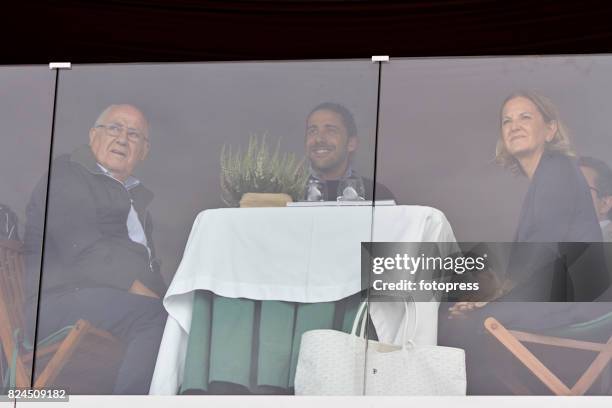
[
  {"xmin": 180, "ymin": 291, "xmax": 361, "ymax": 394},
  {"xmin": 540, "ymin": 311, "xmax": 612, "ymax": 342},
  {"xmin": 2, "ymin": 325, "xmax": 74, "ymax": 392}
]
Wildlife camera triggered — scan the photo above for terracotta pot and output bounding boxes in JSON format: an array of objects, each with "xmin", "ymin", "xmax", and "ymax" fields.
[{"xmin": 239, "ymin": 192, "xmax": 293, "ymax": 208}]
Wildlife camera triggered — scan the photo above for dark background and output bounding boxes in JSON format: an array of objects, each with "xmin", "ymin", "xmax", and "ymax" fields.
[{"xmin": 4, "ymin": 1, "xmax": 612, "ymax": 63}]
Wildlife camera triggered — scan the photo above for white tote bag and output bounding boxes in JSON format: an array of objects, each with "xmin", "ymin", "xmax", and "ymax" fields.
[{"xmin": 294, "ymin": 300, "xmax": 466, "ymax": 395}]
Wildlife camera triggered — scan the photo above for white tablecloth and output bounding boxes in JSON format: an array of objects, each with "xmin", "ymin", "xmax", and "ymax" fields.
[{"xmin": 150, "ymin": 205, "xmax": 456, "ymax": 394}]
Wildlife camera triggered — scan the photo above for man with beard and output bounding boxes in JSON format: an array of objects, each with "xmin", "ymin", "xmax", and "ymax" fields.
[{"xmin": 304, "ymin": 102, "xmax": 395, "ymax": 201}]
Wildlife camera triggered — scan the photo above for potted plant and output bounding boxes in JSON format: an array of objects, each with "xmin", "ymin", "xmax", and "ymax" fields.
[{"xmin": 220, "ymin": 134, "xmax": 310, "ymax": 207}]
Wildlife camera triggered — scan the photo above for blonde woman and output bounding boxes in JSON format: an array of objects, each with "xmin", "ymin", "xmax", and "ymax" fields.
[
  {"xmin": 497, "ymin": 91, "xmax": 601, "ymax": 243},
  {"xmin": 441, "ymin": 91, "xmax": 610, "ymax": 394},
  {"xmin": 450, "ymin": 91, "xmax": 603, "ymax": 317}
]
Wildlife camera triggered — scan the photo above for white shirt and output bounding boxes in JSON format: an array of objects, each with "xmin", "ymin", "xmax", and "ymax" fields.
[{"xmin": 97, "ymin": 164, "xmax": 149, "ymax": 251}]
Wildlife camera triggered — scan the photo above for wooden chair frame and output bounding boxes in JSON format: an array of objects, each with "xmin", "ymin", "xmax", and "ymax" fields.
[
  {"xmin": 0, "ymin": 239, "xmax": 122, "ymax": 391},
  {"xmin": 0, "ymin": 239, "xmax": 29, "ymax": 386},
  {"xmin": 484, "ymin": 316, "xmax": 612, "ymax": 395}
]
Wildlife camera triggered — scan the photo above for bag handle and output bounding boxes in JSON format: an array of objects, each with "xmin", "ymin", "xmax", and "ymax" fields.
[
  {"xmin": 400, "ymin": 297, "xmax": 418, "ymax": 350},
  {"xmin": 350, "ymin": 301, "xmax": 368, "ymax": 338},
  {"xmin": 351, "ymin": 297, "xmax": 418, "ymax": 349}
]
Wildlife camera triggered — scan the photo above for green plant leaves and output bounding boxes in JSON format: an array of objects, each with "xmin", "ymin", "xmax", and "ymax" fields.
[{"xmin": 220, "ymin": 134, "xmax": 310, "ymax": 207}]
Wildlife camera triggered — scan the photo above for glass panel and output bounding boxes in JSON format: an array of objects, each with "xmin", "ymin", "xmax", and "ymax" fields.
[
  {"xmin": 0, "ymin": 66, "xmax": 56, "ymax": 393},
  {"xmin": 374, "ymin": 56, "xmax": 612, "ymax": 395},
  {"xmin": 39, "ymin": 61, "xmax": 378, "ymax": 394}
]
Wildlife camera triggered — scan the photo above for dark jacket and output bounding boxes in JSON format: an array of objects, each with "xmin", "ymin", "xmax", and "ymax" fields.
[
  {"xmin": 508, "ymin": 150, "xmax": 607, "ymax": 301},
  {"xmin": 515, "ymin": 150, "xmax": 603, "ymax": 242},
  {"xmin": 24, "ymin": 145, "xmax": 166, "ymax": 300}
]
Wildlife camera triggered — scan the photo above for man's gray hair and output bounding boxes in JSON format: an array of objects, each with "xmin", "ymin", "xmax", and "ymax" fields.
[
  {"xmin": 93, "ymin": 104, "xmax": 150, "ymax": 140},
  {"xmin": 93, "ymin": 105, "xmax": 116, "ymax": 127}
]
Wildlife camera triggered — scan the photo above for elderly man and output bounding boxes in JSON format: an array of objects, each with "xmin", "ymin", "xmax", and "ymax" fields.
[
  {"xmin": 25, "ymin": 104, "xmax": 166, "ymax": 394},
  {"xmin": 304, "ymin": 102, "xmax": 395, "ymax": 201},
  {"xmin": 579, "ymin": 156, "xmax": 612, "ymax": 242}
]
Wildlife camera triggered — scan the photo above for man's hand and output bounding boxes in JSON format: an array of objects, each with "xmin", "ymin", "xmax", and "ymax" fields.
[
  {"xmin": 447, "ymin": 302, "xmax": 488, "ymax": 319},
  {"xmin": 129, "ymin": 280, "xmax": 160, "ymax": 299}
]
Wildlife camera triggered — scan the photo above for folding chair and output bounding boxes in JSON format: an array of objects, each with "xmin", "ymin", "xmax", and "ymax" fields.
[
  {"xmin": 484, "ymin": 313, "xmax": 612, "ymax": 395},
  {"xmin": 0, "ymin": 239, "xmax": 125, "ymax": 393}
]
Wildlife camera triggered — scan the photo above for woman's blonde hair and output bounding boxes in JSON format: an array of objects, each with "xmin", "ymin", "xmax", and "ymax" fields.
[{"xmin": 495, "ymin": 91, "xmax": 574, "ymax": 175}]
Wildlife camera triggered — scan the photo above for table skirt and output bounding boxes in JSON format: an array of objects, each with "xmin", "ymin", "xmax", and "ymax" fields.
[{"xmin": 180, "ymin": 290, "xmax": 364, "ymax": 394}]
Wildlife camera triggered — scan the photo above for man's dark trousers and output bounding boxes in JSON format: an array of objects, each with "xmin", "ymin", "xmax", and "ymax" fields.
[{"xmin": 35, "ymin": 287, "xmax": 166, "ymax": 394}]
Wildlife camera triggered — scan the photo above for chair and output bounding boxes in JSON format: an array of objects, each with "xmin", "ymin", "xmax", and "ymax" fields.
[
  {"xmin": 484, "ymin": 313, "xmax": 612, "ymax": 395},
  {"xmin": 0, "ymin": 239, "xmax": 125, "ymax": 393}
]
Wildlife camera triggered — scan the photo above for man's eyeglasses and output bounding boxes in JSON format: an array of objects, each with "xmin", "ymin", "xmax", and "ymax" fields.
[{"xmin": 95, "ymin": 123, "xmax": 147, "ymax": 143}]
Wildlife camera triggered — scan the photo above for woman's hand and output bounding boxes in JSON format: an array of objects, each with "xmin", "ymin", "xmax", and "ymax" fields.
[{"xmin": 447, "ymin": 302, "xmax": 488, "ymax": 319}]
